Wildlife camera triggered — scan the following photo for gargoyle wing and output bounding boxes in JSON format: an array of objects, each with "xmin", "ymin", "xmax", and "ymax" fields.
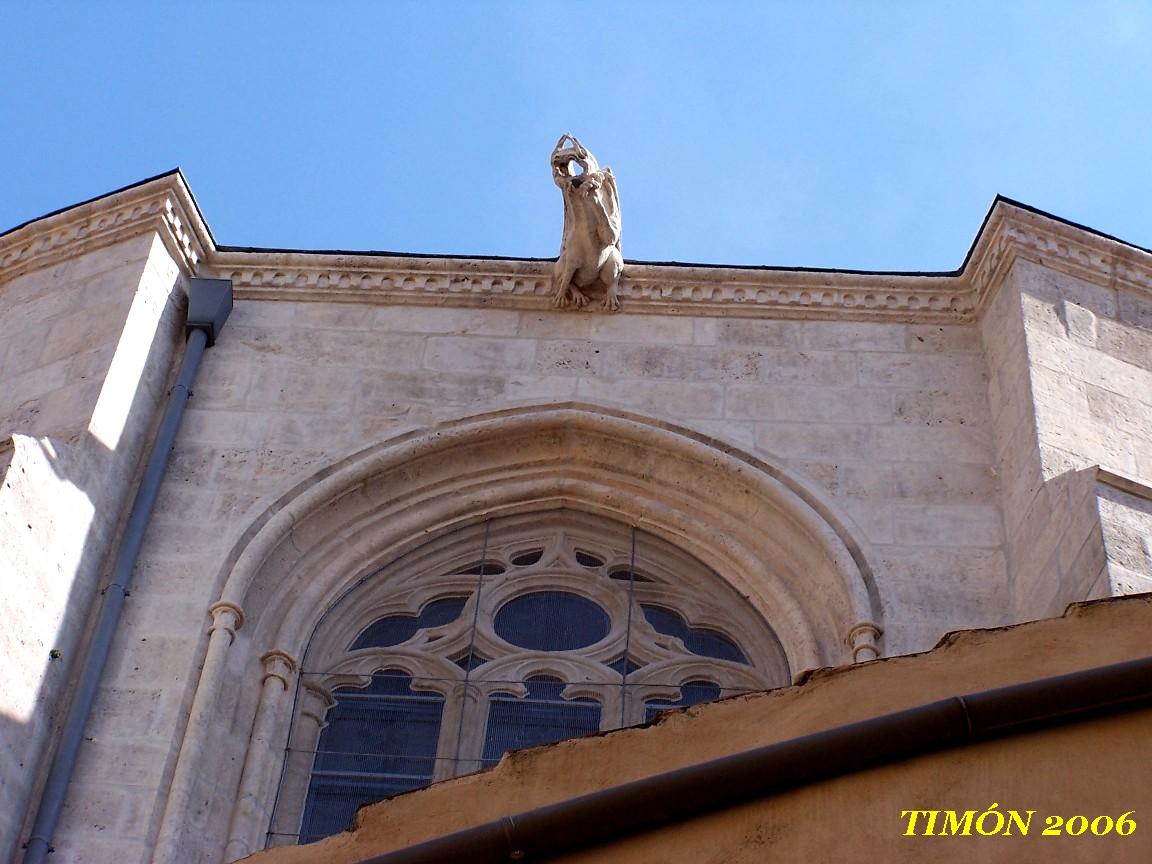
[{"xmin": 597, "ymin": 168, "xmax": 622, "ymax": 249}]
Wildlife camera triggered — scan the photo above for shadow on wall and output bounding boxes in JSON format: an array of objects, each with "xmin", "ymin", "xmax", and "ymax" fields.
[
  {"xmin": 0, "ymin": 280, "xmax": 185, "ymax": 862},
  {"xmin": 1010, "ymin": 465, "xmax": 1110, "ymax": 617}
]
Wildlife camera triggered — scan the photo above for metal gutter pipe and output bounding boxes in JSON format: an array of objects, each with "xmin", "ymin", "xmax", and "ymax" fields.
[
  {"xmin": 23, "ymin": 278, "xmax": 232, "ymax": 864},
  {"xmin": 356, "ymin": 654, "xmax": 1152, "ymax": 864}
]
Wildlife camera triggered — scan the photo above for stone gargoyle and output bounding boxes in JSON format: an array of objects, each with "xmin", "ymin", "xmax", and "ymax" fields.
[{"xmin": 551, "ymin": 135, "xmax": 623, "ymax": 312}]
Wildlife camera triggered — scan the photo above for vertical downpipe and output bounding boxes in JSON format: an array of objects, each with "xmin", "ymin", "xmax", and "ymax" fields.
[{"xmin": 23, "ymin": 278, "xmax": 232, "ymax": 864}]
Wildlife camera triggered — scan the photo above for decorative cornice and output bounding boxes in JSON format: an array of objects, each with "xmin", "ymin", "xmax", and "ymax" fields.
[
  {"xmin": 0, "ymin": 172, "xmax": 211, "ymax": 283},
  {"xmin": 3, "ymin": 175, "xmax": 1151, "ymax": 323},
  {"xmin": 970, "ymin": 201, "xmax": 1152, "ymax": 312},
  {"xmin": 209, "ymin": 251, "xmax": 973, "ymax": 322}
]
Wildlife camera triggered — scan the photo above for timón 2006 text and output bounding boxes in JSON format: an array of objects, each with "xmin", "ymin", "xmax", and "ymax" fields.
[{"xmin": 900, "ymin": 805, "xmax": 1136, "ymax": 837}]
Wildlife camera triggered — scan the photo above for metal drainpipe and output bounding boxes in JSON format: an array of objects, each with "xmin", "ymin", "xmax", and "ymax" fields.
[{"xmin": 23, "ymin": 278, "xmax": 232, "ymax": 864}]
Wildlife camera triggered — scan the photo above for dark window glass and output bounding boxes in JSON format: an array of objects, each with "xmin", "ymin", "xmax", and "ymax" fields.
[
  {"xmin": 607, "ymin": 655, "xmax": 644, "ymax": 676},
  {"xmin": 351, "ymin": 597, "xmax": 467, "ymax": 650},
  {"xmin": 300, "ymin": 671, "xmax": 444, "ymax": 843},
  {"xmin": 482, "ymin": 676, "xmax": 601, "ymax": 768},
  {"xmin": 459, "ymin": 560, "xmax": 506, "ymax": 575},
  {"xmin": 494, "ymin": 591, "xmax": 610, "ymax": 651},
  {"xmin": 608, "ymin": 568, "xmax": 652, "ymax": 582},
  {"xmin": 644, "ymin": 680, "xmax": 723, "ymax": 723},
  {"xmin": 574, "ymin": 549, "xmax": 605, "ymax": 567},
  {"xmin": 510, "ymin": 549, "xmax": 544, "ymax": 566},
  {"xmin": 452, "ymin": 651, "xmax": 488, "ymax": 671},
  {"xmin": 641, "ymin": 605, "xmax": 747, "ymax": 663}
]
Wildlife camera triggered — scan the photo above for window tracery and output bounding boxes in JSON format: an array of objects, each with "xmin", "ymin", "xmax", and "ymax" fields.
[{"xmin": 269, "ymin": 510, "xmax": 790, "ymax": 845}]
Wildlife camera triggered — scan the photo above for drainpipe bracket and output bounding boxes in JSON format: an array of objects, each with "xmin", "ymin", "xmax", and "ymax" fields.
[{"xmin": 185, "ymin": 277, "xmax": 233, "ymax": 346}]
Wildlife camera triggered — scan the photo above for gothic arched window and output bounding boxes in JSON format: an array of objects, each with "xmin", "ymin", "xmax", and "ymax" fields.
[{"xmin": 268, "ymin": 510, "xmax": 790, "ymax": 845}]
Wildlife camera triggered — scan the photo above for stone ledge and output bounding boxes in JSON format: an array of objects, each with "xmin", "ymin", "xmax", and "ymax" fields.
[
  {"xmin": 212, "ymin": 251, "xmax": 970, "ymax": 321},
  {"xmin": 1097, "ymin": 467, "xmax": 1152, "ymax": 501},
  {"xmin": 4, "ymin": 174, "xmax": 1152, "ymax": 324}
]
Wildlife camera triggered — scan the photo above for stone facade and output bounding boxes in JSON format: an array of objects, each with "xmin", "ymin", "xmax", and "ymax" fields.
[{"xmin": 1, "ymin": 170, "xmax": 1149, "ymax": 864}]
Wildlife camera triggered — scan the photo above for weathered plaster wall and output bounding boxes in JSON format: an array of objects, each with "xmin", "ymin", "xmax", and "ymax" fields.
[
  {"xmin": 551, "ymin": 708, "xmax": 1151, "ymax": 864},
  {"xmin": 245, "ymin": 594, "xmax": 1152, "ymax": 864},
  {"xmin": 0, "ymin": 234, "xmax": 184, "ymax": 862}
]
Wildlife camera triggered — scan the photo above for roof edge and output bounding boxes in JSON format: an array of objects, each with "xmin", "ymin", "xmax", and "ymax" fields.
[
  {"xmin": 3, "ymin": 174, "xmax": 1151, "ymax": 323},
  {"xmin": 6, "ymin": 174, "xmax": 1152, "ymax": 270},
  {"xmin": 992, "ymin": 194, "xmax": 1152, "ymax": 258},
  {"xmin": 0, "ymin": 168, "xmax": 185, "ymax": 240},
  {"xmin": 332, "ymin": 602, "xmax": 1152, "ymax": 864}
]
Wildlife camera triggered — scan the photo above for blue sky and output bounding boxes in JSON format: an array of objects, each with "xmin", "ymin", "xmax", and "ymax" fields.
[{"xmin": 2, "ymin": 2, "xmax": 1150, "ymax": 270}]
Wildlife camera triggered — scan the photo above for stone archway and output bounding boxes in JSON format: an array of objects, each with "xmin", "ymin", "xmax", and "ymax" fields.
[{"xmin": 151, "ymin": 403, "xmax": 883, "ymax": 863}]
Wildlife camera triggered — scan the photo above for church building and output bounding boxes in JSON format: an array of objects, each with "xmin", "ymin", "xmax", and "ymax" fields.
[{"xmin": 1, "ymin": 166, "xmax": 1149, "ymax": 863}]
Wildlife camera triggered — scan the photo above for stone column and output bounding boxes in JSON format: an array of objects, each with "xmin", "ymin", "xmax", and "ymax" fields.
[
  {"xmin": 265, "ymin": 682, "xmax": 335, "ymax": 847},
  {"xmin": 223, "ymin": 649, "xmax": 298, "ymax": 862},
  {"xmin": 441, "ymin": 680, "xmax": 489, "ymax": 780},
  {"xmin": 847, "ymin": 622, "xmax": 883, "ymax": 662},
  {"xmin": 151, "ymin": 600, "xmax": 244, "ymax": 864}
]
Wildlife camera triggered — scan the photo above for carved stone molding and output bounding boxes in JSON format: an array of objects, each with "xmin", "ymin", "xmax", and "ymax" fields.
[
  {"xmin": 179, "ymin": 403, "xmax": 882, "ymax": 855},
  {"xmin": 0, "ymin": 172, "xmax": 211, "ymax": 282},
  {"xmin": 260, "ymin": 511, "xmax": 789, "ymax": 843},
  {"xmin": 976, "ymin": 205, "xmax": 1152, "ymax": 307},
  {"xmin": 209, "ymin": 600, "xmax": 246, "ymax": 642},
  {"xmin": 846, "ymin": 622, "xmax": 883, "ymax": 663},
  {"xmin": 259, "ymin": 649, "xmax": 298, "ymax": 691},
  {"xmin": 3, "ymin": 173, "xmax": 1151, "ymax": 324},
  {"xmin": 210, "ymin": 253, "xmax": 975, "ymax": 322}
]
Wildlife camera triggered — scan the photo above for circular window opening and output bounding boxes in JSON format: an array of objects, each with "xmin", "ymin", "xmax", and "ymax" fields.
[{"xmin": 494, "ymin": 591, "xmax": 611, "ymax": 651}]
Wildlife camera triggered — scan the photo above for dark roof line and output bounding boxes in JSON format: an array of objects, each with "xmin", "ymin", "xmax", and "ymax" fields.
[
  {"xmin": 214, "ymin": 243, "xmax": 559, "ymax": 264},
  {"xmin": 990, "ymin": 193, "xmax": 1152, "ymax": 257},
  {"xmin": 1, "ymin": 169, "xmax": 177, "ymax": 240},
  {"xmin": 0, "ymin": 167, "xmax": 221, "ymax": 248},
  {"xmin": 215, "ymin": 240, "xmax": 963, "ymax": 276},
  {"xmin": 4, "ymin": 174, "xmax": 1151, "ymax": 274}
]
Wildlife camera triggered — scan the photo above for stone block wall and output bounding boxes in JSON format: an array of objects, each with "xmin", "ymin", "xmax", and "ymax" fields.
[
  {"xmin": 982, "ymin": 257, "xmax": 1152, "ymax": 619},
  {"xmin": 208, "ymin": 304, "xmax": 1002, "ymax": 649},
  {"xmin": 0, "ymin": 234, "xmax": 185, "ymax": 863},
  {"xmin": 38, "ymin": 295, "xmax": 1011, "ymax": 863},
  {"xmin": 1015, "ymin": 260, "xmax": 1152, "ymax": 485},
  {"xmin": 1, "ymin": 234, "xmax": 156, "ymax": 441},
  {"xmin": 1096, "ymin": 480, "xmax": 1152, "ymax": 596}
]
